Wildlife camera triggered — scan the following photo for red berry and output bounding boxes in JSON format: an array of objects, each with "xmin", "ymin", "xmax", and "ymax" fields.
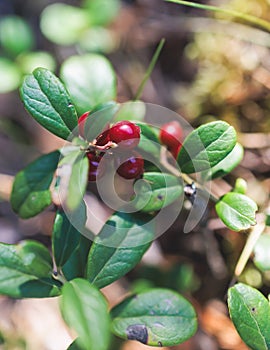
[
  {"xmin": 169, "ymin": 143, "xmax": 182, "ymax": 159},
  {"xmin": 87, "ymin": 152, "xmax": 105, "ymax": 182},
  {"xmin": 115, "ymin": 151, "xmax": 144, "ymax": 179},
  {"xmin": 78, "ymin": 111, "xmax": 90, "ymax": 137},
  {"xmin": 95, "ymin": 129, "xmax": 111, "ymax": 146},
  {"xmin": 160, "ymin": 121, "xmax": 183, "ymax": 150},
  {"xmin": 109, "ymin": 121, "xmax": 140, "ymax": 150}
]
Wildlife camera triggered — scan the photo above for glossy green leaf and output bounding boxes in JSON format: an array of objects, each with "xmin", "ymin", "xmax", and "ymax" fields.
[
  {"xmin": 202, "ymin": 143, "xmax": 243, "ymax": 181},
  {"xmin": 111, "ymin": 288, "xmax": 197, "ymax": 346},
  {"xmin": 62, "ymin": 235, "xmax": 92, "ymax": 281},
  {"xmin": 134, "ymin": 172, "xmax": 183, "ymax": 212},
  {"xmin": 20, "ymin": 68, "xmax": 78, "ymax": 140},
  {"xmin": 40, "ymin": 4, "xmax": 89, "ymax": 45},
  {"xmin": 61, "ymin": 279, "xmax": 111, "ymax": 350},
  {"xmin": 57, "ymin": 149, "xmax": 89, "ymax": 212},
  {"xmin": 136, "ymin": 122, "xmax": 161, "ymax": 161},
  {"xmin": 0, "ymin": 241, "xmax": 61, "ymax": 298},
  {"xmin": 60, "ymin": 54, "xmax": 117, "ymax": 115},
  {"xmin": 52, "ymin": 201, "xmax": 87, "ymax": 268},
  {"xmin": 254, "ymin": 234, "xmax": 270, "ymax": 272},
  {"xmin": 228, "ymin": 283, "xmax": 270, "ymax": 350},
  {"xmin": 84, "ymin": 101, "xmax": 118, "ymax": 141},
  {"xmin": 86, "ymin": 212, "xmax": 154, "ymax": 289},
  {"xmin": 11, "ymin": 150, "xmax": 60, "ymax": 219},
  {"xmin": 215, "ymin": 192, "xmax": 257, "ymax": 231},
  {"xmin": 178, "ymin": 121, "xmax": 237, "ymax": 174}
]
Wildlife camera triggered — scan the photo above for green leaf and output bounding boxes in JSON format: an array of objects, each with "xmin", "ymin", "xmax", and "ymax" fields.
[
  {"xmin": 202, "ymin": 143, "xmax": 243, "ymax": 181},
  {"xmin": 136, "ymin": 122, "xmax": 161, "ymax": 161},
  {"xmin": 115, "ymin": 101, "xmax": 146, "ymax": 122},
  {"xmin": 178, "ymin": 121, "xmax": 237, "ymax": 174},
  {"xmin": 133, "ymin": 172, "xmax": 183, "ymax": 212},
  {"xmin": 215, "ymin": 192, "xmax": 258, "ymax": 231},
  {"xmin": 57, "ymin": 148, "xmax": 89, "ymax": 212},
  {"xmin": 0, "ymin": 15, "xmax": 34, "ymax": 57},
  {"xmin": 11, "ymin": 150, "xmax": 60, "ymax": 219},
  {"xmin": 62, "ymin": 236, "xmax": 92, "ymax": 281},
  {"xmin": 61, "ymin": 279, "xmax": 111, "ymax": 350},
  {"xmin": 228, "ymin": 283, "xmax": 270, "ymax": 350},
  {"xmin": 67, "ymin": 339, "xmax": 82, "ymax": 350},
  {"xmin": 20, "ymin": 68, "xmax": 78, "ymax": 140},
  {"xmin": 40, "ymin": 4, "xmax": 89, "ymax": 46},
  {"xmin": 52, "ymin": 201, "xmax": 87, "ymax": 268},
  {"xmin": 60, "ymin": 54, "xmax": 117, "ymax": 115},
  {"xmin": 233, "ymin": 177, "xmax": 248, "ymax": 194},
  {"xmin": 254, "ymin": 234, "xmax": 270, "ymax": 272},
  {"xmin": 0, "ymin": 241, "xmax": 61, "ymax": 298},
  {"xmin": 86, "ymin": 212, "xmax": 154, "ymax": 289},
  {"xmin": 0, "ymin": 57, "xmax": 21, "ymax": 93},
  {"xmin": 83, "ymin": 0, "xmax": 120, "ymax": 26},
  {"xmin": 111, "ymin": 288, "xmax": 197, "ymax": 347},
  {"xmin": 84, "ymin": 101, "xmax": 118, "ymax": 141}
]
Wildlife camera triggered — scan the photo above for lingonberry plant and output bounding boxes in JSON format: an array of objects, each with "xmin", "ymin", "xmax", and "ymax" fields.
[{"xmin": 3, "ymin": 24, "xmax": 269, "ymax": 350}]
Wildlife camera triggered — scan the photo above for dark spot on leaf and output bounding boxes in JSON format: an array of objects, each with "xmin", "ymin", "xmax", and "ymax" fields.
[
  {"xmin": 158, "ymin": 341, "xmax": 163, "ymax": 347},
  {"xmin": 126, "ymin": 324, "xmax": 148, "ymax": 344},
  {"xmin": 251, "ymin": 307, "xmax": 256, "ymax": 312},
  {"xmin": 157, "ymin": 194, "xmax": 163, "ymax": 200}
]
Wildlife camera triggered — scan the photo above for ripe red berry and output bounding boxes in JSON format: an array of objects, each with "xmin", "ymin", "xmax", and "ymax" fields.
[
  {"xmin": 109, "ymin": 121, "xmax": 140, "ymax": 150},
  {"xmin": 115, "ymin": 151, "xmax": 144, "ymax": 179},
  {"xmin": 169, "ymin": 143, "xmax": 182, "ymax": 159},
  {"xmin": 87, "ymin": 152, "xmax": 105, "ymax": 182},
  {"xmin": 95, "ymin": 129, "xmax": 111, "ymax": 146},
  {"xmin": 78, "ymin": 111, "xmax": 90, "ymax": 137},
  {"xmin": 160, "ymin": 121, "xmax": 183, "ymax": 149}
]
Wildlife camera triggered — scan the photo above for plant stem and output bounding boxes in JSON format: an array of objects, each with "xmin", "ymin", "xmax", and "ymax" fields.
[
  {"xmin": 134, "ymin": 38, "xmax": 166, "ymax": 101},
  {"xmin": 159, "ymin": 146, "xmax": 218, "ymax": 202},
  {"xmin": 165, "ymin": 0, "xmax": 270, "ymax": 33},
  {"xmin": 234, "ymin": 220, "xmax": 265, "ymax": 277},
  {"xmin": 53, "ymin": 269, "xmax": 68, "ymax": 284}
]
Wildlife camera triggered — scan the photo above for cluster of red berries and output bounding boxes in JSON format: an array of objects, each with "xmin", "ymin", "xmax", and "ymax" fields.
[
  {"xmin": 78, "ymin": 113, "xmax": 144, "ymax": 181},
  {"xmin": 159, "ymin": 121, "xmax": 183, "ymax": 159},
  {"xmin": 78, "ymin": 112, "xmax": 183, "ymax": 182}
]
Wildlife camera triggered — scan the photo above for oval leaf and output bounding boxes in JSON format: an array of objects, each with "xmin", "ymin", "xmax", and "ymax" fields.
[
  {"xmin": 202, "ymin": 142, "xmax": 243, "ymax": 181},
  {"xmin": 228, "ymin": 283, "xmax": 270, "ymax": 350},
  {"xmin": 254, "ymin": 234, "xmax": 270, "ymax": 272},
  {"xmin": 0, "ymin": 241, "xmax": 61, "ymax": 298},
  {"xmin": 52, "ymin": 200, "xmax": 87, "ymax": 268},
  {"xmin": 134, "ymin": 172, "xmax": 183, "ymax": 212},
  {"xmin": 62, "ymin": 236, "xmax": 92, "ymax": 281},
  {"xmin": 20, "ymin": 68, "xmax": 78, "ymax": 139},
  {"xmin": 57, "ymin": 148, "xmax": 89, "ymax": 211},
  {"xmin": 60, "ymin": 278, "xmax": 111, "ymax": 350},
  {"xmin": 86, "ymin": 212, "xmax": 154, "ymax": 289},
  {"xmin": 111, "ymin": 288, "xmax": 197, "ymax": 347},
  {"xmin": 60, "ymin": 54, "xmax": 117, "ymax": 115},
  {"xmin": 215, "ymin": 192, "xmax": 257, "ymax": 231},
  {"xmin": 11, "ymin": 150, "xmax": 60, "ymax": 219},
  {"xmin": 178, "ymin": 121, "xmax": 237, "ymax": 174}
]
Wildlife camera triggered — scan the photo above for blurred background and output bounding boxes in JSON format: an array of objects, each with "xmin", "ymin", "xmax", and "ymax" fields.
[{"xmin": 0, "ymin": 0, "xmax": 270, "ymax": 349}]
